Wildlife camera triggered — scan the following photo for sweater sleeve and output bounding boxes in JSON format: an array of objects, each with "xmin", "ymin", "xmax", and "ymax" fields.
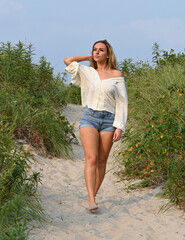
[
  {"xmin": 113, "ymin": 80, "xmax": 128, "ymax": 132},
  {"xmin": 64, "ymin": 61, "xmax": 81, "ymax": 86}
]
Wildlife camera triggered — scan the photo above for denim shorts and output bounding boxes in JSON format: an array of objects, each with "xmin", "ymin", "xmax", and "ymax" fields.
[{"xmin": 79, "ymin": 106, "xmax": 116, "ymax": 132}]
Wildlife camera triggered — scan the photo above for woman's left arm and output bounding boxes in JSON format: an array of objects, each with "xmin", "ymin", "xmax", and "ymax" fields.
[{"xmin": 112, "ymin": 79, "xmax": 128, "ymax": 142}]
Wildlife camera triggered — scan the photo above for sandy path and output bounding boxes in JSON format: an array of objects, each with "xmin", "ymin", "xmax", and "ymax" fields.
[{"xmin": 28, "ymin": 104, "xmax": 185, "ymax": 240}]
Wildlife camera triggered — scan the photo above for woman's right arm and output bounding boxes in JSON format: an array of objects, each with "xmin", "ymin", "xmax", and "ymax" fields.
[{"xmin": 64, "ymin": 55, "xmax": 92, "ymax": 66}]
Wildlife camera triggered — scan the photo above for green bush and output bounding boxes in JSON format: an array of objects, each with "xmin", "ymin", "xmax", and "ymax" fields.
[
  {"xmin": 0, "ymin": 41, "xmax": 79, "ymax": 239},
  {"xmin": 0, "ymin": 41, "xmax": 77, "ymax": 156},
  {"xmin": 65, "ymin": 83, "xmax": 81, "ymax": 105},
  {"xmin": 0, "ymin": 119, "xmax": 44, "ymax": 239},
  {"xmin": 118, "ymin": 45, "xmax": 185, "ymax": 210}
]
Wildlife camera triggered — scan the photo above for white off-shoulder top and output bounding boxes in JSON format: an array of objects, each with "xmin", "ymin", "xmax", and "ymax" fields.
[{"xmin": 65, "ymin": 61, "xmax": 128, "ymax": 132}]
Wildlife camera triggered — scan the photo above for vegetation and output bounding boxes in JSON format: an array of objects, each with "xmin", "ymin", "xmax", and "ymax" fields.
[
  {"xmin": 118, "ymin": 43, "xmax": 185, "ymax": 211},
  {"xmin": 0, "ymin": 41, "xmax": 77, "ymax": 239},
  {"xmin": 65, "ymin": 83, "xmax": 81, "ymax": 105},
  {"xmin": 0, "ymin": 41, "xmax": 77, "ymax": 156},
  {"xmin": 0, "ymin": 120, "xmax": 44, "ymax": 239}
]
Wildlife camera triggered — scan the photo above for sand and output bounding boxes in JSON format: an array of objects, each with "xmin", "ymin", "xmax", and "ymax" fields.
[{"xmin": 28, "ymin": 104, "xmax": 185, "ymax": 240}]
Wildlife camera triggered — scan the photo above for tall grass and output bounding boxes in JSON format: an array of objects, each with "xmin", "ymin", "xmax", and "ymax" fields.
[
  {"xmin": 118, "ymin": 44, "xmax": 185, "ymax": 210},
  {"xmin": 0, "ymin": 118, "xmax": 44, "ymax": 239},
  {"xmin": 0, "ymin": 41, "xmax": 77, "ymax": 156},
  {"xmin": 0, "ymin": 41, "xmax": 77, "ymax": 239}
]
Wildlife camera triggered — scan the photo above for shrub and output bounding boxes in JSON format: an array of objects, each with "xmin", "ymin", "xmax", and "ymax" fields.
[
  {"xmin": 65, "ymin": 83, "xmax": 81, "ymax": 105},
  {"xmin": 118, "ymin": 45, "xmax": 185, "ymax": 210},
  {"xmin": 0, "ymin": 42, "xmax": 77, "ymax": 156},
  {"xmin": 0, "ymin": 119, "xmax": 44, "ymax": 239}
]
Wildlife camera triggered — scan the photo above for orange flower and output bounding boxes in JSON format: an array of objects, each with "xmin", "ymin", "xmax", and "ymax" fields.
[
  {"xmin": 128, "ymin": 147, "xmax": 133, "ymax": 152},
  {"xmin": 179, "ymin": 93, "xmax": 183, "ymax": 97},
  {"xmin": 136, "ymin": 142, "xmax": 141, "ymax": 148}
]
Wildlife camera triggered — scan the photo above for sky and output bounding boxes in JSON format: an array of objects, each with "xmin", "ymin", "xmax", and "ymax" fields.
[{"xmin": 1, "ymin": 0, "xmax": 185, "ymax": 80}]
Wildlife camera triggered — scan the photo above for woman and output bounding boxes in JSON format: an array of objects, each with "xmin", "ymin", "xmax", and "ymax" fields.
[{"xmin": 64, "ymin": 40, "xmax": 128, "ymax": 211}]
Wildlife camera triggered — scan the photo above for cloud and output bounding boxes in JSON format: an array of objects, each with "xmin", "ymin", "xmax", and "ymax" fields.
[{"xmin": 0, "ymin": 0, "xmax": 23, "ymax": 17}]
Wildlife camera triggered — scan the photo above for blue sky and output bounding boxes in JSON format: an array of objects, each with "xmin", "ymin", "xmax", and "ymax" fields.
[{"xmin": 1, "ymin": 0, "xmax": 185, "ymax": 79}]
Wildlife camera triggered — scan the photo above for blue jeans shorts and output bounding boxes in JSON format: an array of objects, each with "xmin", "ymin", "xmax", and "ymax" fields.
[{"xmin": 79, "ymin": 106, "xmax": 116, "ymax": 132}]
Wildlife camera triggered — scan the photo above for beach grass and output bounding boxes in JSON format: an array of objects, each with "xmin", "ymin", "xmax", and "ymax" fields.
[
  {"xmin": 0, "ymin": 41, "xmax": 77, "ymax": 239},
  {"xmin": 118, "ymin": 44, "xmax": 185, "ymax": 211}
]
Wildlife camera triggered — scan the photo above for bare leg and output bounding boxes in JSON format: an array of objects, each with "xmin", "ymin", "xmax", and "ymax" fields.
[
  {"xmin": 94, "ymin": 131, "xmax": 114, "ymax": 197},
  {"xmin": 80, "ymin": 127, "xmax": 99, "ymax": 206}
]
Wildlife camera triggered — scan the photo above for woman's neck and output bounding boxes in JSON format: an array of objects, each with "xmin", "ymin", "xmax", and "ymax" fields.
[{"xmin": 96, "ymin": 62, "xmax": 108, "ymax": 72}]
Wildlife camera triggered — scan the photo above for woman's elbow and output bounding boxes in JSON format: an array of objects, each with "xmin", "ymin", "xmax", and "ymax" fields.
[{"xmin": 64, "ymin": 57, "xmax": 72, "ymax": 66}]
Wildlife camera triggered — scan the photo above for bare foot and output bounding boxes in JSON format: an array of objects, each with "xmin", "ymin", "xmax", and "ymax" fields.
[{"xmin": 88, "ymin": 201, "xmax": 98, "ymax": 211}]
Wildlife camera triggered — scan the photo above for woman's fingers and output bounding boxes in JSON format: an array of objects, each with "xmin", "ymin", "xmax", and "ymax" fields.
[
  {"xmin": 112, "ymin": 134, "xmax": 121, "ymax": 142},
  {"xmin": 112, "ymin": 128, "xmax": 122, "ymax": 142}
]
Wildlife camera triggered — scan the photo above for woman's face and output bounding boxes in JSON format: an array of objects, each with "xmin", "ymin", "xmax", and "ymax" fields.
[{"xmin": 92, "ymin": 42, "xmax": 108, "ymax": 63}]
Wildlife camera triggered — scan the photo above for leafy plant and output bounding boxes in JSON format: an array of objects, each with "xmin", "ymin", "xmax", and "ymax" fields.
[
  {"xmin": 118, "ymin": 44, "xmax": 185, "ymax": 210},
  {"xmin": 0, "ymin": 118, "xmax": 44, "ymax": 239},
  {"xmin": 0, "ymin": 41, "xmax": 77, "ymax": 156}
]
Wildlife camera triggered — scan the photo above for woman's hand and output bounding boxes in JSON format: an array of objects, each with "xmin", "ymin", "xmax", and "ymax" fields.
[
  {"xmin": 112, "ymin": 128, "xmax": 122, "ymax": 142},
  {"xmin": 87, "ymin": 55, "xmax": 93, "ymax": 62}
]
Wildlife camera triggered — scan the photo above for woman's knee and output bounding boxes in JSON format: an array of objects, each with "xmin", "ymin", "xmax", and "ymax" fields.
[
  {"xmin": 85, "ymin": 155, "xmax": 98, "ymax": 167},
  {"xmin": 98, "ymin": 158, "xmax": 107, "ymax": 168}
]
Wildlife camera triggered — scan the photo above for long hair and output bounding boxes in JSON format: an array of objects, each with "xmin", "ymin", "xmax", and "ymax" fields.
[{"xmin": 90, "ymin": 40, "xmax": 118, "ymax": 70}]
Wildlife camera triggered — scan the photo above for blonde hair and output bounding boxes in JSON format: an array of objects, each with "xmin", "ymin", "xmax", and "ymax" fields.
[{"xmin": 90, "ymin": 40, "xmax": 118, "ymax": 70}]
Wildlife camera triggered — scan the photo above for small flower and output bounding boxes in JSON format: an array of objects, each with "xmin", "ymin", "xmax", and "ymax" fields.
[
  {"xmin": 162, "ymin": 95, "xmax": 166, "ymax": 98},
  {"xmin": 160, "ymin": 135, "xmax": 164, "ymax": 139},
  {"xmin": 179, "ymin": 93, "xmax": 183, "ymax": 96},
  {"xmin": 120, "ymin": 152, "xmax": 123, "ymax": 156},
  {"xmin": 128, "ymin": 147, "xmax": 133, "ymax": 152},
  {"xmin": 177, "ymin": 89, "xmax": 180, "ymax": 92},
  {"xmin": 150, "ymin": 161, "xmax": 154, "ymax": 166},
  {"xmin": 151, "ymin": 170, "xmax": 154, "ymax": 173}
]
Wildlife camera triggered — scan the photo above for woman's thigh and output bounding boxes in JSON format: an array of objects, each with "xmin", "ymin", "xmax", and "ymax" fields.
[
  {"xmin": 80, "ymin": 127, "xmax": 99, "ymax": 159},
  {"xmin": 99, "ymin": 131, "xmax": 114, "ymax": 163}
]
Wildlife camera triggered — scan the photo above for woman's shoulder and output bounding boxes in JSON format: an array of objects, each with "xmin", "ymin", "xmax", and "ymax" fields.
[{"xmin": 110, "ymin": 69, "xmax": 123, "ymax": 78}]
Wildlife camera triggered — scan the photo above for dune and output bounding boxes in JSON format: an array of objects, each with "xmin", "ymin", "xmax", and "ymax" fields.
[{"xmin": 28, "ymin": 104, "xmax": 185, "ymax": 240}]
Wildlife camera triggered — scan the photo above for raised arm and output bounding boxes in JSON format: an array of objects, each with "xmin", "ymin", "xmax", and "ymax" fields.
[{"xmin": 64, "ymin": 55, "xmax": 92, "ymax": 66}]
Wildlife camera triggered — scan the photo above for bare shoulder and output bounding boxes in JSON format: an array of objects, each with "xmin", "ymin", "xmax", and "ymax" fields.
[{"xmin": 111, "ymin": 69, "xmax": 123, "ymax": 78}]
